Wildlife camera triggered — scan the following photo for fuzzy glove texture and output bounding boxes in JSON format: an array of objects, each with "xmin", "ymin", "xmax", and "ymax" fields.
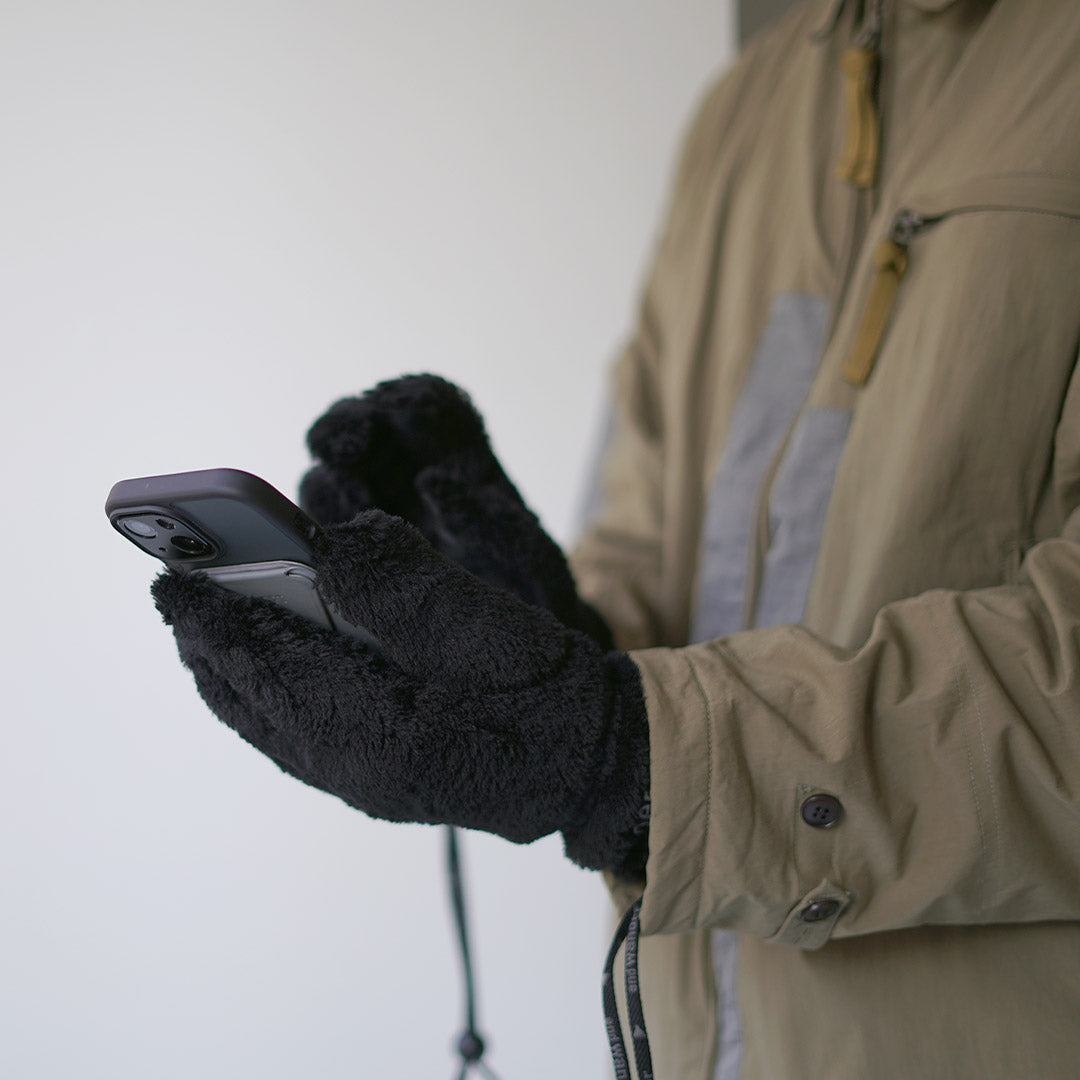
[
  {"xmin": 300, "ymin": 374, "xmax": 613, "ymax": 647},
  {"xmin": 152, "ymin": 510, "xmax": 650, "ymax": 874}
]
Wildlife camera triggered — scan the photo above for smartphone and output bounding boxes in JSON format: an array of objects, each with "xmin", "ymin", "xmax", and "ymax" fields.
[{"xmin": 106, "ymin": 468, "xmax": 369, "ymax": 639}]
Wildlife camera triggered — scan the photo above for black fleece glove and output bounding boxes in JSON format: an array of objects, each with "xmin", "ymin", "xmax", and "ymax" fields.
[
  {"xmin": 299, "ymin": 374, "xmax": 613, "ymax": 647},
  {"xmin": 152, "ymin": 510, "xmax": 650, "ymax": 875}
]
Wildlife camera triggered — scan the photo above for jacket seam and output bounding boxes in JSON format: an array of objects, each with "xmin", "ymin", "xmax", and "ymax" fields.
[
  {"xmin": 685, "ymin": 650, "xmax": 715, "ymax": 927},
  {"xmin": 929, "ymin": 600, "xmax": 990, "ymax": 912},
  {"xmin": 949, "ymin": 608, "xmax": 1002, "ymax": 909}
]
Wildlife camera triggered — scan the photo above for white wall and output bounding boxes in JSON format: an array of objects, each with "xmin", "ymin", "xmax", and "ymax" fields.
[{"xmin": 0, "ymin": 4, "xmax": 734, "ymax": 1077}]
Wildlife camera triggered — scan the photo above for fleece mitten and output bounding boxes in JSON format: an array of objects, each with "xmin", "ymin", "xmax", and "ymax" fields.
[
  {"xmin": 152, "ymin": 510, "xmax": 650, "ymax": 875},
  {"xmin": 299, "ymin": 374, "xmax": 613, "ymax": 646}
]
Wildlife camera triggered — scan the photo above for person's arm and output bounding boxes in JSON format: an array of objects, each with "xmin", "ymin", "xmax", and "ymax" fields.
[
  {"xmin": 632, "ymin": 356, "xmax": 1080, "ymax": 945},
  {"xmin": 571, "ymin": 327, "xmax": 668, "ymax": 653},
  {"xmin": 569, "ymin": 34, "xmax": 1080, "ymax": 946},
  {"xmin": 570, "ymin": 68, "xmax": 749, "ymax": 653}
]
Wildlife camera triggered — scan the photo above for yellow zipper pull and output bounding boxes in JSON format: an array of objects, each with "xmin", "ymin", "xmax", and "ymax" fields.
[
  {"xmin": 843, "ymin": 211, "xmax": 929, "ymax": 387},
  {"xmin": 836, "ymin": 46, "xmax": 880, "ymax": 189}
]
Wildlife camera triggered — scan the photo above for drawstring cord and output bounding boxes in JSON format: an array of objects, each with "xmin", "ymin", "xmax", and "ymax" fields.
[
  {"xmin": 446, "ymin": 827, "xmax": 502, "ymax": 1080},
  {"xmin": 446, "ymin": 828, "xmax": 651, "ymax": 1079},
  {"xmin": 603, "ymin": 900, "xmax": 653, "ymax": 1080}
]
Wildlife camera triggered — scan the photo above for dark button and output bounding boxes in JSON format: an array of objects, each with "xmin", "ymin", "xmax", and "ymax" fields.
[
  {"xmin": 801, "ymin": 793, "xmax": 842, "ymax": 828},
  {"xmin": 799, "ymin": 899, "xmax": 841, "ymax": 923}
]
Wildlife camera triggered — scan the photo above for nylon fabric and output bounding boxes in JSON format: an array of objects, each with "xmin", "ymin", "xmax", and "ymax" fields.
[
  {"xmin": 754, "ymin": 408, "xmax": 853, "ymax": 629},
  {"xmin": 695, "ymin": 295, "xmax": 834, "ymax": 1079},
  {"xmin": 692, "ymin": 293, "xmax": 830, "ymax": 644},
  {"xmin": 711, "ymin": 931, "xmax": 743, "ymax": 1080},
  {"xmin": 571, "ymin": 0, "xmax": 1080, "ymax": 1076}
]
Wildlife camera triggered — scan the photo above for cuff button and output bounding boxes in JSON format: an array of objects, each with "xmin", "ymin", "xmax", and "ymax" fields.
[{"xmin": 801, "ymin": 793, "xmax": 842, "ymax": 828}]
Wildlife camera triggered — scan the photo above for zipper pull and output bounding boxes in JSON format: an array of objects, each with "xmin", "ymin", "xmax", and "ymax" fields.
[
  {"xmin": 836, "ymin": 46, "xmax": 880, "ymax": 188},
  {"xmin": 842, "ymin": 210, "xmax": 929, "ymax": 387},
  {"xmin": 835, "ymin": 0, "xmax": 885, "ymax": 189}
]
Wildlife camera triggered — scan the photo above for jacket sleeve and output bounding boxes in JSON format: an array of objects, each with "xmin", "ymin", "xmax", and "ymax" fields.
[
  {"xmin": 575, "ymin": 11, "xmax": 1080, "ymax": 945},
  {"xmin": 569, "ymin": 59, "xmax": 761, "ymax": 652},
  {"xmin": 633, "ymin": 370, "xmax": 1080, "ymax": 945},
  {"xmin": 570, "ymin": 333, "xmax": 667, "ymax": 653}
]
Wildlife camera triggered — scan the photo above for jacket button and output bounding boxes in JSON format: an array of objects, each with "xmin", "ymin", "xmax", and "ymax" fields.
[
  {"xmin": 801, "ymin": 793, "xmax": 842, "ymax": 828},
  {"xmin": 799, "ymin": 899, "xmax": 841, "ymax": 923}
]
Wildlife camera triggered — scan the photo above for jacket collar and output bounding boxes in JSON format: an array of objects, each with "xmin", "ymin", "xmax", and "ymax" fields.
[
  {"xmin": 905, "ymin": 0, "xmax": 961, "ymax": 10},
  {"xmin": 814, "ymin": 0, "xmax": 961, "ymax": 40}
]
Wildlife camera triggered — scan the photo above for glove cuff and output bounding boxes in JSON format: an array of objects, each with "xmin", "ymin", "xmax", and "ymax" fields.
[
  {"xmin": 562, "ymin": 652, "xmax": 651, "ymax": 877},
  {"xmin": 571, "ymin": 598, "xmax": 616, "ymax": 651}
]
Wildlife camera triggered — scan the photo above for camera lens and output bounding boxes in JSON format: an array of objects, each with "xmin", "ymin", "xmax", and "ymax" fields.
[
  {"xmin": 123, "ymin": 519, "xmax": 157, "ymax": 539},
  {"xmin": 170, "ymin": 534, "xmax": 211, "ymax": 557}
]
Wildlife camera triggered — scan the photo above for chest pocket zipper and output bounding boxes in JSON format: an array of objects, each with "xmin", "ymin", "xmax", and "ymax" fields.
[
  {"xmin": 842, "ymin": 178, "xmax": 1080, "ymax": 387},
  {"xmin": 842, "ymin": 209, "xmax": 926, "ymax": 386}
]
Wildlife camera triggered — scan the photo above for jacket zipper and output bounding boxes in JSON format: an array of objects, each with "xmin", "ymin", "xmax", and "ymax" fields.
[
  {"xmin": 842, "ymin": 208, "xmax": 932, "ymax": 385},
  {"xmin": 843, "ymin": 195, "xmax": 1080, "ymax": 387},
  {"xmin": 747, "ymin": 0, "xmax": 887, "ymax": 631},
  {"xmin": 835, "ymin": 0, "xmax": 885, "ymax": 189}
]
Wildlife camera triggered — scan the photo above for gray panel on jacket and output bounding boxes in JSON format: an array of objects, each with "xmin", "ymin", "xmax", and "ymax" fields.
[
  {"xmin": 755, "ymin": 407, "xmax": 852, "ymax": 629},
  {"xmin": 691, "ymin": 293, "xmax": 829, "ymax": 644},
  {"xmin": 712, "ymin": 929, "xmax": 744, "ymax": 1080}
]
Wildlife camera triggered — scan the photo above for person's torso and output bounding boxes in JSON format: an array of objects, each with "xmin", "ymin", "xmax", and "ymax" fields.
[{"xmin": 634, "ymin": 1, "xmax": 1080, "ymax": 1076}]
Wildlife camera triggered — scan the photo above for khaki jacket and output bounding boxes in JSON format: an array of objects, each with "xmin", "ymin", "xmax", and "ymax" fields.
[{"xmin": 572, "ymin": 0, "xmax": 1080, "ymax": 1076}]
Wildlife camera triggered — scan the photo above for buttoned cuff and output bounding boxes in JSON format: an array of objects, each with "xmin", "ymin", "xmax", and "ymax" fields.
[{"xmin": 628, "ymin": 645, "xmax": 851, "ymax": 950}]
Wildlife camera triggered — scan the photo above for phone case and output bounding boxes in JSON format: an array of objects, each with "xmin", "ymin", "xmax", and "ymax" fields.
[
  {"xmin": 106, "ymin": 468, "xmax": 319, "ymax": 569},
  {"xmin": 106, "ymin": 468, "xmax": 370, "ymax": 639}
]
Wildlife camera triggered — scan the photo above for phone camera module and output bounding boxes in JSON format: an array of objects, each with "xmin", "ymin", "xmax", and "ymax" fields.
[
  {"xmin": 123, "ymin": 519, "xmax": 157, "ymax": 539},
  {"xmin": 170, "ymin": 535, "xmax": 211, "ymax": 557}
]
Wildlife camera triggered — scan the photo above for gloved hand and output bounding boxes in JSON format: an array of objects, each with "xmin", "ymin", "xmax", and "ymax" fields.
[
  {"xmin": 152, "ymin": 510, "xmax": 650, "ymax": 875},
  {"xmin": 299, "ymin": 374, "xmax": 612, "ymax": 647}
]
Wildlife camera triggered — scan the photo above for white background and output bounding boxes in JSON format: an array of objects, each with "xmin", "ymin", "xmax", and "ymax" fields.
[{"xmin": 0, "ymin": 3, "xmax": 734, "ymax": 1077}]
